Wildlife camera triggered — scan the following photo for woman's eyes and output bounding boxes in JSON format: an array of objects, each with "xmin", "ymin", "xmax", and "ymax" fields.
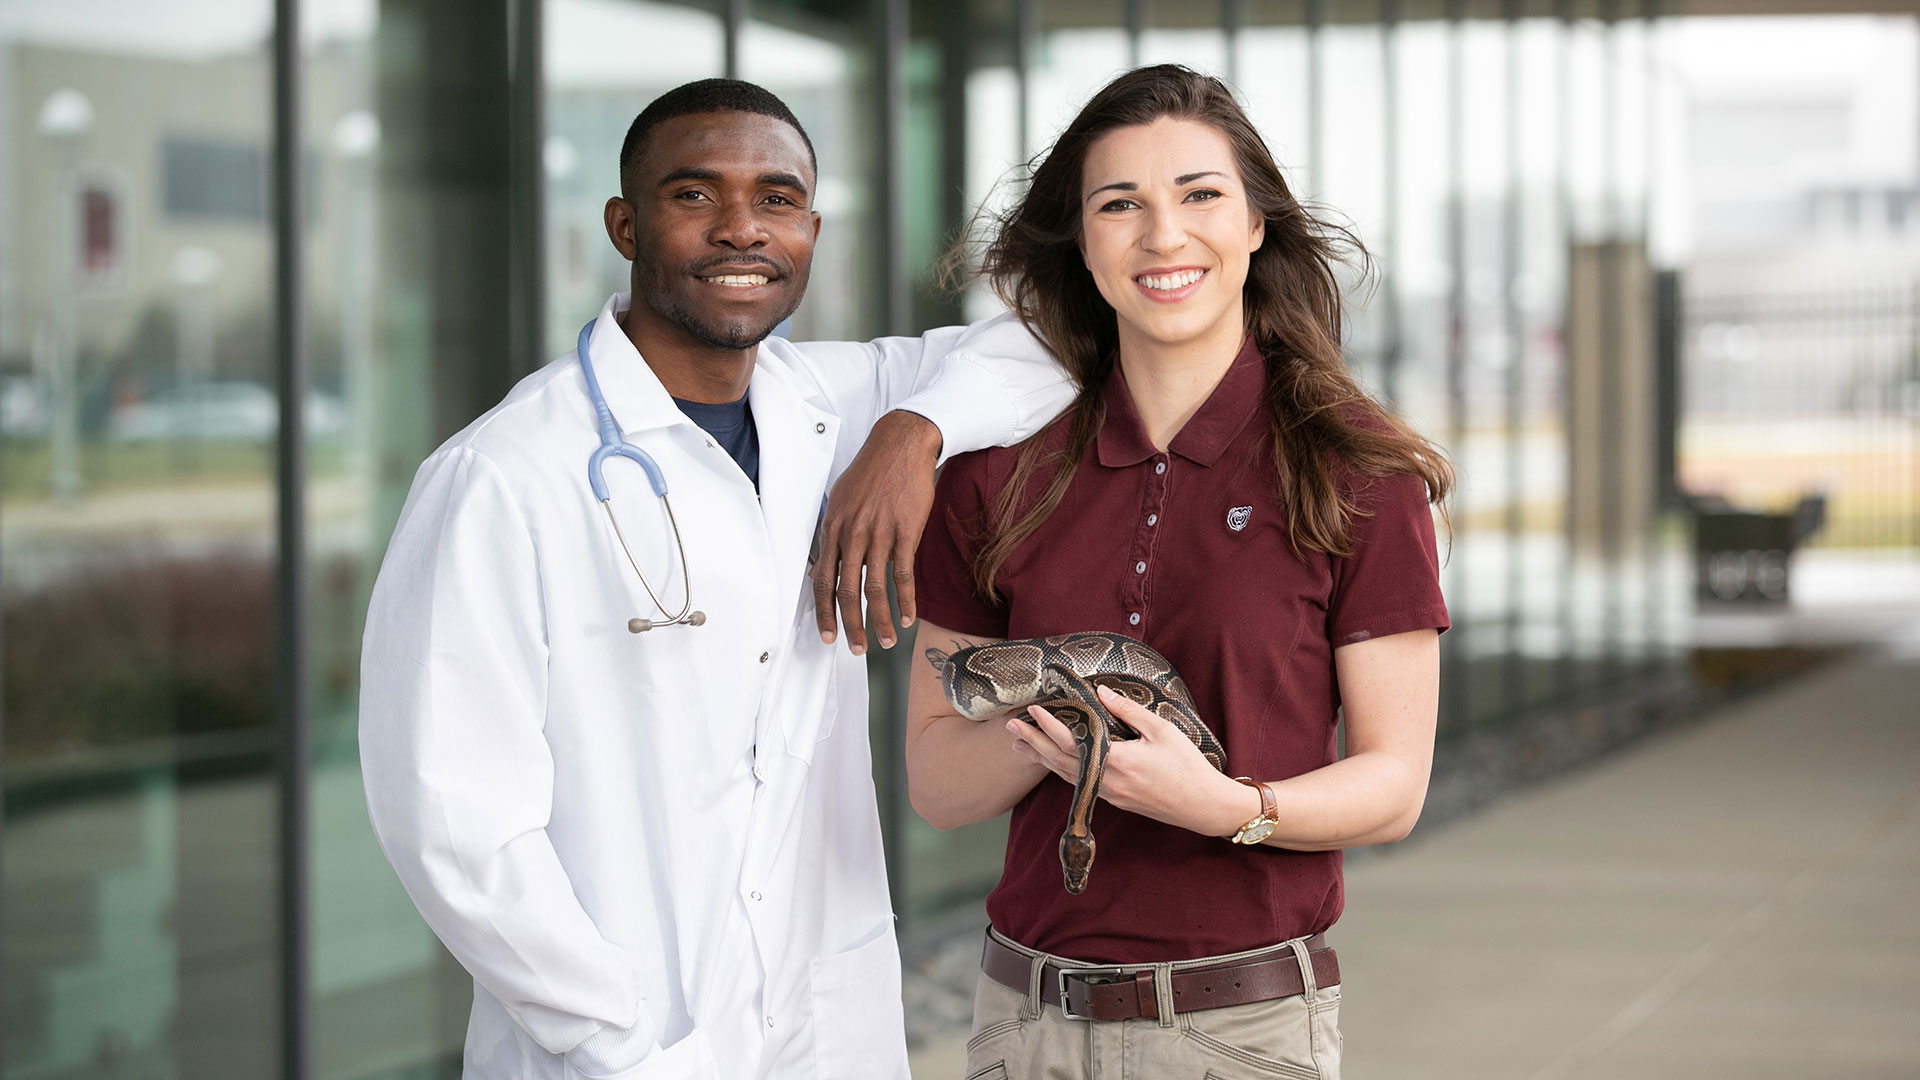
[{"xmin": 1096, "ymin": 189, "xmax": 1224, "ymax": 213}]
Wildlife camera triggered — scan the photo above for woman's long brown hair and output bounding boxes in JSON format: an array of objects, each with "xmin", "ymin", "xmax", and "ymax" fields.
[{"xmin": 955, "ymin": 64, "xmax": 1453, "ymax": 601}]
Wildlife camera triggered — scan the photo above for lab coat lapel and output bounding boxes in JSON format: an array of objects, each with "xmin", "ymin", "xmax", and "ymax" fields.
[{"xmin": 748, "ymin": 365, "xmax": 839, "ymax": 608}]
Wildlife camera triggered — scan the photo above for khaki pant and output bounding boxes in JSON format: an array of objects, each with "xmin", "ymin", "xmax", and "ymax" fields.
[{"xmin": 963, "ymin": 929, "xmax": 1342, "ymax": 1080}]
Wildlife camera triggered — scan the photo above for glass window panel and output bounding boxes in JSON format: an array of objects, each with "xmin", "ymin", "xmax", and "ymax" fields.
[
  {"xmin": 303, "ymin": 0, "xmax": 485, "ymax": 1075},
  {"xmin": 2, "ymin": 5, "xmax": 280, "ymax": 1076},
  {"xmin": 1030, "ymin": 5, "xmax": 1127, "ymax": 164},
  {"xmin": 746, "ymin": 0, "xmax": 877, "ymax": 343},
  {"xmin": 545, "ymin": 0, "xmax": 725, "ymax": 358}
]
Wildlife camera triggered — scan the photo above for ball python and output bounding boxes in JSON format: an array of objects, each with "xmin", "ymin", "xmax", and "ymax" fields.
[{"xmin": 926, "ymin": 632, "xmax": 1227, "ymax": 894}]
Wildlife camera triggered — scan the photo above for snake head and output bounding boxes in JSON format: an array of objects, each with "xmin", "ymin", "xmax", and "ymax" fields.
[
  {"xmin": 1059, "ymin": 834, "xmax": 1095, "ymax": 895},
  {"xmin": 943, "ymin": 640, "xmax": 1048, "ymax": 720}
]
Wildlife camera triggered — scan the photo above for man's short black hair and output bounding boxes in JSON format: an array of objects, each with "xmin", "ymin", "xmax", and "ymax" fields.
[{"xmin": 619, "ymin": 78, "xmax": 818, "ymax": 199}]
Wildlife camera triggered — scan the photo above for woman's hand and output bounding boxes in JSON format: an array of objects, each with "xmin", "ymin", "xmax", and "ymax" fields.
[{"xmin": 1008, "ymin": 685, "xmax": 1259, "ymax": 838}]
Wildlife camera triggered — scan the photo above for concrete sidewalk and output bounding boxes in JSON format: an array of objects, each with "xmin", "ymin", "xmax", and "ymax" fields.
[
  {"xmin": 909, "ymin": 630, "xmax": 1920, "ymax": 1079},
  {"xmin": 1337, "ymin": 634, "xmax": 1920, "ymax": 1079}
]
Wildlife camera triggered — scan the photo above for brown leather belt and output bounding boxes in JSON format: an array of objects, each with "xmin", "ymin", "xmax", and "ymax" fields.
[{"xmin": 981, "ymin": 931, "xmax": 1339, "ymax": 1022}]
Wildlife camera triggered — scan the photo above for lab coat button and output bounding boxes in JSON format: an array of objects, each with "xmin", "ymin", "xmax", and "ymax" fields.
[
  {"xmin": 766, "ymin": 1016, "xmax": 775, "ymax": 1028},
  {"xmin": 759, "ymin": 651, "xmax": 769, "ymax": 663},
  {"xmin": 750, "ymin": 890, "xmax": 763, "ymax": 901},
  {"xmin": 814, "ymin": 422, "xmax": 826, "ymax": 434}
]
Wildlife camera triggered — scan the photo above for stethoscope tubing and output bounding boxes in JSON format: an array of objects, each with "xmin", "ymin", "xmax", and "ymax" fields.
[{"xmin": 578, "ymin": 319, "xmax": 703, "ymax": 631}]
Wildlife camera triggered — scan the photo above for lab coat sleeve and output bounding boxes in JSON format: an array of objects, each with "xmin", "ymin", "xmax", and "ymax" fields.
[
  {"xmin": 783, "ymin": 312, "xmax": 1074, "ymax": 465},
  {"xmin": 360, "ymin": 446, "xmax": 686, "ymax": 1076}
]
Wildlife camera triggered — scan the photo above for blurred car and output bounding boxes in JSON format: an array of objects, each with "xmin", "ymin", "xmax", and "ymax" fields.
[
  {"xmin": 1, "ymin": 375, "xmax": 48, "ymax": 437},
  {"xmin": 108, "ymin": 381, "xmax": 345, "ymax": 443}
]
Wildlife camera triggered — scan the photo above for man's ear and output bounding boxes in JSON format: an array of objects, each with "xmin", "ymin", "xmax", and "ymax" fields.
[
  {"xmin": 604, "ymin": 196, "xmax": 638, "ymax": 261},
  {"xmin": 811, "ymin": 209, "xmax": 822, "ymax": 243}
]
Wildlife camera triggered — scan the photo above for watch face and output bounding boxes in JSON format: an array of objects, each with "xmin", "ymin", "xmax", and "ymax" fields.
[{"xmin": 1237, "ymin": 819, "xmax": 1275, "ymax": 845}]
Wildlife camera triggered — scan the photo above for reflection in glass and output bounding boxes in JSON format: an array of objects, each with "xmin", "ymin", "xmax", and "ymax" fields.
[
  {"xmin": 2, "ymin": 6, "xmax": 279, "ymax": 1076},
  {"xmin": 744, "ymin": 0, "xmax": 876, "ymax": 343},
  {"xmin": 545, "ymin": 0, "xmax": 725, "ymax": 358}
]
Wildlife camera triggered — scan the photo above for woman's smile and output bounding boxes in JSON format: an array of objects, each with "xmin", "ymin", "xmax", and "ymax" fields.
[{"xmin": 1131, "ymin": 265, "xmax": 1209, "ymax": 302}]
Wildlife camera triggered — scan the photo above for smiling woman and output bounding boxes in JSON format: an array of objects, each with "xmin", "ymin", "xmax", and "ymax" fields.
[{"xmin": 904, "ymin": 65, "xmax": 1454, "ymax": 1080}]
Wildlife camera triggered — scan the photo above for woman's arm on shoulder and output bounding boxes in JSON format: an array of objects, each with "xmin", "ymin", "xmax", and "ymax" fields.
[{"xmin": 904, "ymin": 621, "xmax": 1051, "ymax": 830}]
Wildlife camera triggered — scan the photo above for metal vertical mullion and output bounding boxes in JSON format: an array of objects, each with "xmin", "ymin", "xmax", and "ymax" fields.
[
  {"xmin": 1381, "ymin": 0, "xmax": 1402, "ymax": 407},
  {"xmin": 510, "ymin": 0, "xmax": 545, "ymax": 374},
  {"xmin": 1307, "ymin": 0, "xmax": 1325, "ymax": 198},
  {"xmin": 1016, "ymin": 0, "xmax": 1036, "ymax": 162},
  {"xmin": 1223, "ymin": 0, "xmax": 1243, "ymax": 87},
  {"xmin": 1554, "ymin": 0, "xmax": 1576, "ymax": 702},
  {"xmin": 725, "ymin": 0, "xmax": 748, "ymax": 78},
  {"xmin": 1127, "ymin": 0, "xmax": 1147, "ymax": 68},
  {"xmin": 1503, "ymin": 1, "xmax": 1525, "ymax": 719},
  {"xmin": 1443, "ymin": 0, "xmax": 1468, "ymax": 732},
  {"xmin": 272, "ymin": 0, "xmax": 311, "ymax": 1076},
  {"xmin": 1598, "ymin": 0, "xmax": 1621, "ymax": 682},
  {"xmin": 879, "ymin": 0, "xmax": 909, "ymax": 336},
  {"xmin": 1641, "ymin": 0, "xmax": 1663, "ymax": 667}
]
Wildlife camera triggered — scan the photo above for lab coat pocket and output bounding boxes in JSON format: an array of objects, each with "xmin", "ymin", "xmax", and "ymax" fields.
[
  {"xmin": 809, "ymin": 924, "xmax": 910, "ymax": 1079},
  {"xmin": 562, "ymin": 1026, "xmax": 719, "ymax": 1080}
]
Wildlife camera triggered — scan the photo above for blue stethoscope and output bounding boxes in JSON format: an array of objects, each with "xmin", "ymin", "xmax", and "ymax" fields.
[{"xmin": 578, "ymin": 319, "xmax": 706, "ymax": 633}]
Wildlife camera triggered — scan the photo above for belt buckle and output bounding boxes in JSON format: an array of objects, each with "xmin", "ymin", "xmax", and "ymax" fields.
[{"xmin": 1055, "ymin": 966, "xmax": 1125, "ymax": 1021}]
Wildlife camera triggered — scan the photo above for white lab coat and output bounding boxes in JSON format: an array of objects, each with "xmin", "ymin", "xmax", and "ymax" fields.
[{"xmin": 360, "ymin": 293, "xmax": 1068, "ymax": 1080}]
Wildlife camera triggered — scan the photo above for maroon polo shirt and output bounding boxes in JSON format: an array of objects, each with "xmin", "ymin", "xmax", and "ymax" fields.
[{"xmin": 914, "ymin": 337, "xmax": 1449, "ymax": 964}]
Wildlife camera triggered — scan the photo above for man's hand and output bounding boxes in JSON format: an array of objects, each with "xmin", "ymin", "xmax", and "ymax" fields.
[{"xmin": 811, "ymin": 410, "xmax": 943, "ymax": 655}]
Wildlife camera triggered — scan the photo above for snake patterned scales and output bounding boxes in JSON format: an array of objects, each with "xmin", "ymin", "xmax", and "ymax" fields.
[{"xmin": 928, "ymin": 632, "xmax": 1227, "ymax": 894}]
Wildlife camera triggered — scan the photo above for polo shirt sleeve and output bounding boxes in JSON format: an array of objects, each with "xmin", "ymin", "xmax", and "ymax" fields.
[
  {"xmin": 1326, "ymin": 471, "xmax": 1450, "ymax": 647},
  {"xmin": 913, "ymin": 449, "xmax": 1012, "ymax": 638}
]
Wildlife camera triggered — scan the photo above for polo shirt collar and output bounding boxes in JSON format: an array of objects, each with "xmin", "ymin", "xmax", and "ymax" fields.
[{"xmin": 1095, "ymin": 335, "xmax": 1266, "ymax": 468}]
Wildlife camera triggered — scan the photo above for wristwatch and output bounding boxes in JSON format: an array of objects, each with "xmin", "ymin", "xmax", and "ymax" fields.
[{"xmin": 1229, "ymin": 777, "xmax": 1278, "ymax": 845}]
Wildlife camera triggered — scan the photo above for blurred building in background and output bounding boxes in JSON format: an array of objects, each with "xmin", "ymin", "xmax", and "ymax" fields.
[{"xmin": 2, "ymin": 1, "xmax": 1915, "ymax": 1076}]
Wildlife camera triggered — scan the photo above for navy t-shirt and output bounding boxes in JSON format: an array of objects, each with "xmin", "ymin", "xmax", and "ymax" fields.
[{"xmin": 673, "ymin": 395, "xmax": 759, "ymax": 492}]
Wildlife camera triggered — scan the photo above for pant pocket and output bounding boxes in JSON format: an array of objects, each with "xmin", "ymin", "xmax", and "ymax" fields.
[
  {"xmin": 963, "ymin": 973, "xmax": 1029, "ymax": 1078},
  {"xmin": 1180, "ymin": 993, "xmax": 1331, "ymax": 1080}
]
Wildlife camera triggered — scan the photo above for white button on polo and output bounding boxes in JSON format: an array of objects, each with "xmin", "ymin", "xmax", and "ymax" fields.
[
  {"xmin": 1154, "ymin": 461, "xmax": 1166, "ymax": 475},
  {"xmin": 1128, "ymin": 612, "xmax": 1141, "ymax": 625},
  {"xmin": 1134, "ymin": 561, "xmax": 1146, "ymax": 574},
  {"xmin": 1147, "ymin": 514, "xmax": 1158, "ymax": 526}
]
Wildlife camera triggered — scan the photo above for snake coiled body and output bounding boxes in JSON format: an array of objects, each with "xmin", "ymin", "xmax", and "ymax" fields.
[{"xmin": 928, "ymin": 632, "xmax": 1226, "ymax": 893}]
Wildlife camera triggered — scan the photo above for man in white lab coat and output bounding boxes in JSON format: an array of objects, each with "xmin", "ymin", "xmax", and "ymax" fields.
[{"xmin": 359, "ymin": 80, "xmax": 1068, "ymax": 1080}]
